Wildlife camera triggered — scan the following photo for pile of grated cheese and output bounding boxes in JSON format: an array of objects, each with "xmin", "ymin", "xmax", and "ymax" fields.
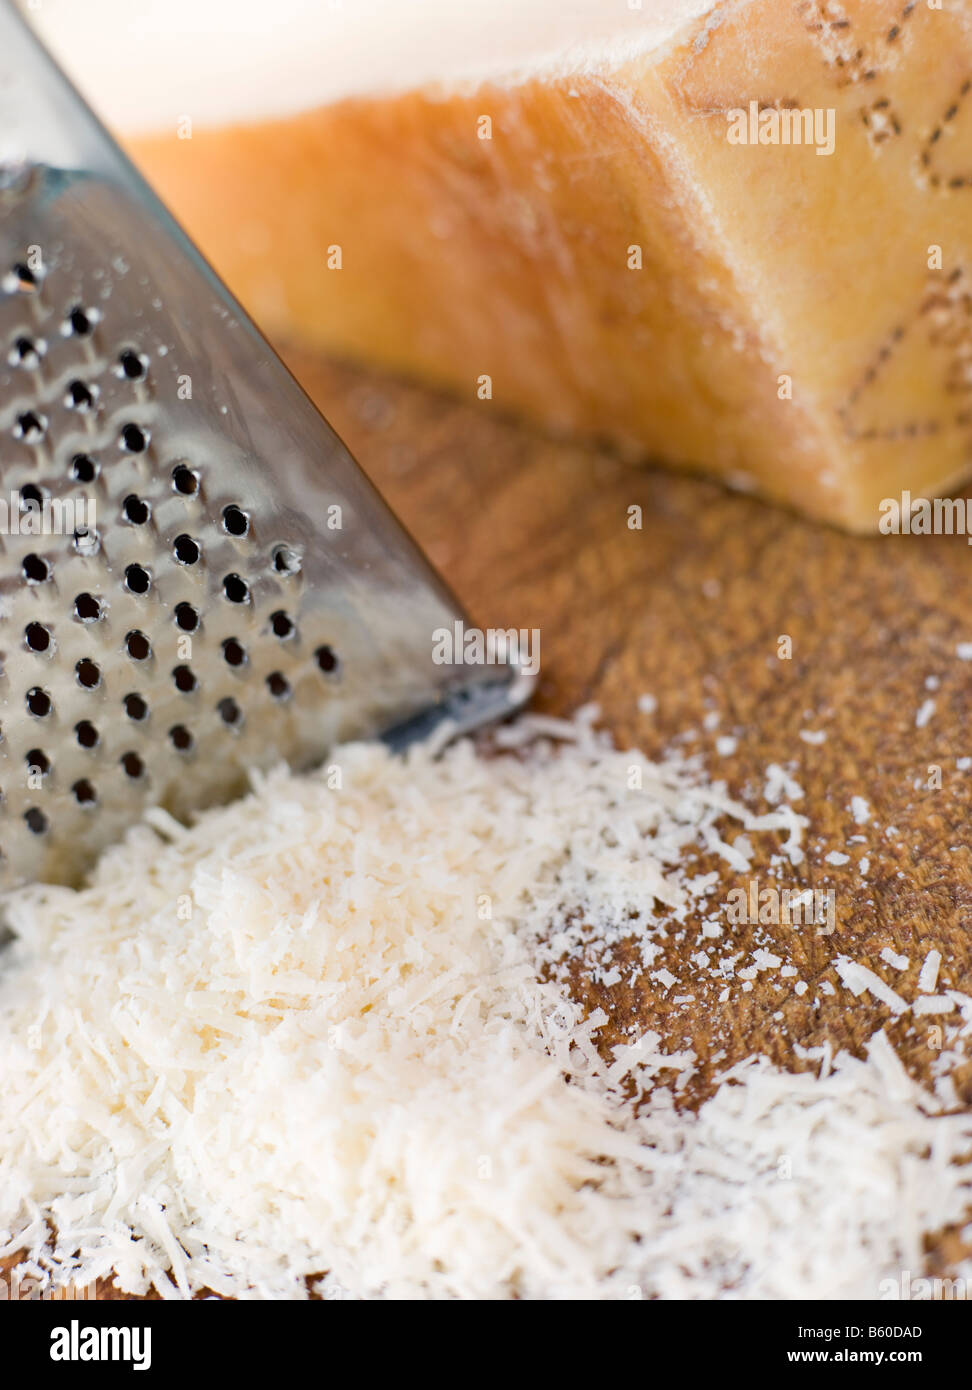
[{"xmin": 1, "ymin": 711, "xmax": 971, "ymax": 1300}]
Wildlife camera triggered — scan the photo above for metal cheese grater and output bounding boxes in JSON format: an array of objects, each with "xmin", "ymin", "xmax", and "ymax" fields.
[{"xmin": 0, "ymin": 2, "xmax": 532, "ymax": 890}]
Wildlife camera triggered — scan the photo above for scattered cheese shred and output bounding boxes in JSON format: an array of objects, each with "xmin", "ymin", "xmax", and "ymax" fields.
[
  {"xmin": 918, "ymin": 950, "xmax": 942, "ymax": 995},
  {"xmin": 835, "ymin": 957, "xmax": 909, "ymax": 1016},
  {"xmin": 915, "ymin": 699, "xmax": 936, "ymax": 730},
  {"xmin": 914, "ymin": 996, "xmax": 955, "ymax": 1017}
]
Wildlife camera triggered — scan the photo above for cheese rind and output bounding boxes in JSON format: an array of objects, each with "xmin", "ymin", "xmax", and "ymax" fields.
[{"xmin": 30, "ymin": 0, "xmax": 972, "ymax": 529}]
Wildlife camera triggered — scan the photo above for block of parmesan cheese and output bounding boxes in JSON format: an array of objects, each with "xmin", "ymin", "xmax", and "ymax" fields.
[{"xmin": 27, "ymin": 0, "xmax": 972, "ymax": 530}]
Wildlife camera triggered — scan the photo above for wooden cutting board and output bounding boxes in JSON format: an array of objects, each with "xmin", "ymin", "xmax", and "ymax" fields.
[{"xmin": 7, "ymin": 347, "xmax": 972, "ymax": 1295}]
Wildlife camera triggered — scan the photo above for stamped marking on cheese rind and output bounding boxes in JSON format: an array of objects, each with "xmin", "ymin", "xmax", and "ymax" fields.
[
  {"xmin": 838, "ymin": 265, "xmax": 972, "ymax": 444},
  {"xmin": 919, "ymin": 80, "xmax": 972, "ymax": 191},
  {"xmin": 675, "ymin": 2, "xmax": 916, "ymax": 151},
  {"xmin": 799, "ymin": 0, "xmax": 923, "ymax": 150}
]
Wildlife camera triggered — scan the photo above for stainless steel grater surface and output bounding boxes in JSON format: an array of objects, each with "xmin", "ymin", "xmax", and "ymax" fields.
[{"xmin": 0, "ymin": 2, "xmax": 532, "ymax": 890}]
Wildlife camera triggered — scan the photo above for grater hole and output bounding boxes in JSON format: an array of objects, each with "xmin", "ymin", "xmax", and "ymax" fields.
[
  {"xmin": 217, "ymin": 697, "xmax": 242, "ymax": 728},
  {"xmin": 26, "ymin": 688, "xmax": 52, "ymax": 718},
  {"xmin": 15, "ymin": 410, "xmax": 47, "ymax": 441},
  {"xmin": 123, "ymin": 494, "xmax": 151, "ymax": 526},
  {"xmin": 272, "ymin": 545, "xmax": 301, "ymax": 577},
  {"xmin": 25, "ymin": 622, "xmax": 51, "ymax": 653},
  {"xmin": 125, "ymin": 563, "xmax": 151, "ymax": 595},
  {"xmin": 74, "ymin": 592, "xmax": 103, "ymax": 623},
  {"xmin": 73, "ymin": 527, "xmax": 100, "ymax": 558},
  {"xmin": 125, "ymin": 630, "xmax": 151, "ymax": 661},
  {"xmin": 173, "ymin": 534, "xmax": 200, "ymax": 566},
  {"xmin": 26, "ymin": 749, "xmax": 50, "ymax": 776},
  {"xmin": 169, "ymin": 724, "xmax": 193, "ymax": 752},
  {"xmin": 173, "ymin": 665, "xmax": 197, "ymax": 694},
  {"xmin": 174, "ymin": 603, "xmax": 199, "ymax": 633},
  {"xmin": 270, "ymin": 611, "xmax": 295, "ymax": 639},
  {"xmin": 118, "ymin": 348, "xmax": 148, "ymax": 381},
  {"xmin": 222, "ymin": 638, "xmax": 247, "ymax": 668},
  {"xmin": 315, "ymin": 645, "xmax": 338, "ymax": 674},
  {"xmin": 24, "ymin": 807, "xmax": 48, "ymax": 835},
  {"xmin": 75, "ymin": 720, "xmax": 99, "ymax": 749},
  {"xmin": 120, "ymin": 423, "xmax": 149, "ymax": 453},
  {"xmin": 76, "ymin": 659, "xmax": 101, "ymax": 690},
  {"xmin": 124, "ymin": 693, "xmax": 148, "ymax": 722},
  {"xmin": 8, "ymin": 263, "xmax": 38, "ymax": 293},
  {"xmin": 71, "ymin": 454, "xmax": 98, "ymax": 484},
  {"xmin": 267, "ymin": 671, "xmax": 291, "ymax": 701},
  {"xmin": 121, "ymin": 752, "xmax": 145, "ymax": 780},
  {"xmin": 66, "ymin": 305, "xmax": 96, "ymax": 336},
  {"xmin": 73, "ymin": 779, "xmax": 97, "ymax": 806},
  {"xmin": 10, "ymin": 335, "xmax": 44, "ymax": 367},
  {"xmin": 223, "ymin": 573, "xmax": 249, "ymax": 604},
  {"xmin": 222, "ymin": 505, "xmax": 250, "ymax": 537},
  {"xmin": 22, "ymin": 554, "xmax": 49, "ymax": 584},
  {"xmin": 21, "ymin": 483, "xmax": 44, "ymax": 510},
  {"xmin": 172, "ymin": 464, "xmax": 199, "ymax": 496},
  {"xmin": 66, "ymin": 380, "xmax": 97, "ymax": 411}
]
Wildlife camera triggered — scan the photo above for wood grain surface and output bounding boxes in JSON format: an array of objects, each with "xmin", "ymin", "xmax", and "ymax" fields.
[{"xmin": 7, "ymin": 347, "xmax": 972, "ymax": 1296}]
